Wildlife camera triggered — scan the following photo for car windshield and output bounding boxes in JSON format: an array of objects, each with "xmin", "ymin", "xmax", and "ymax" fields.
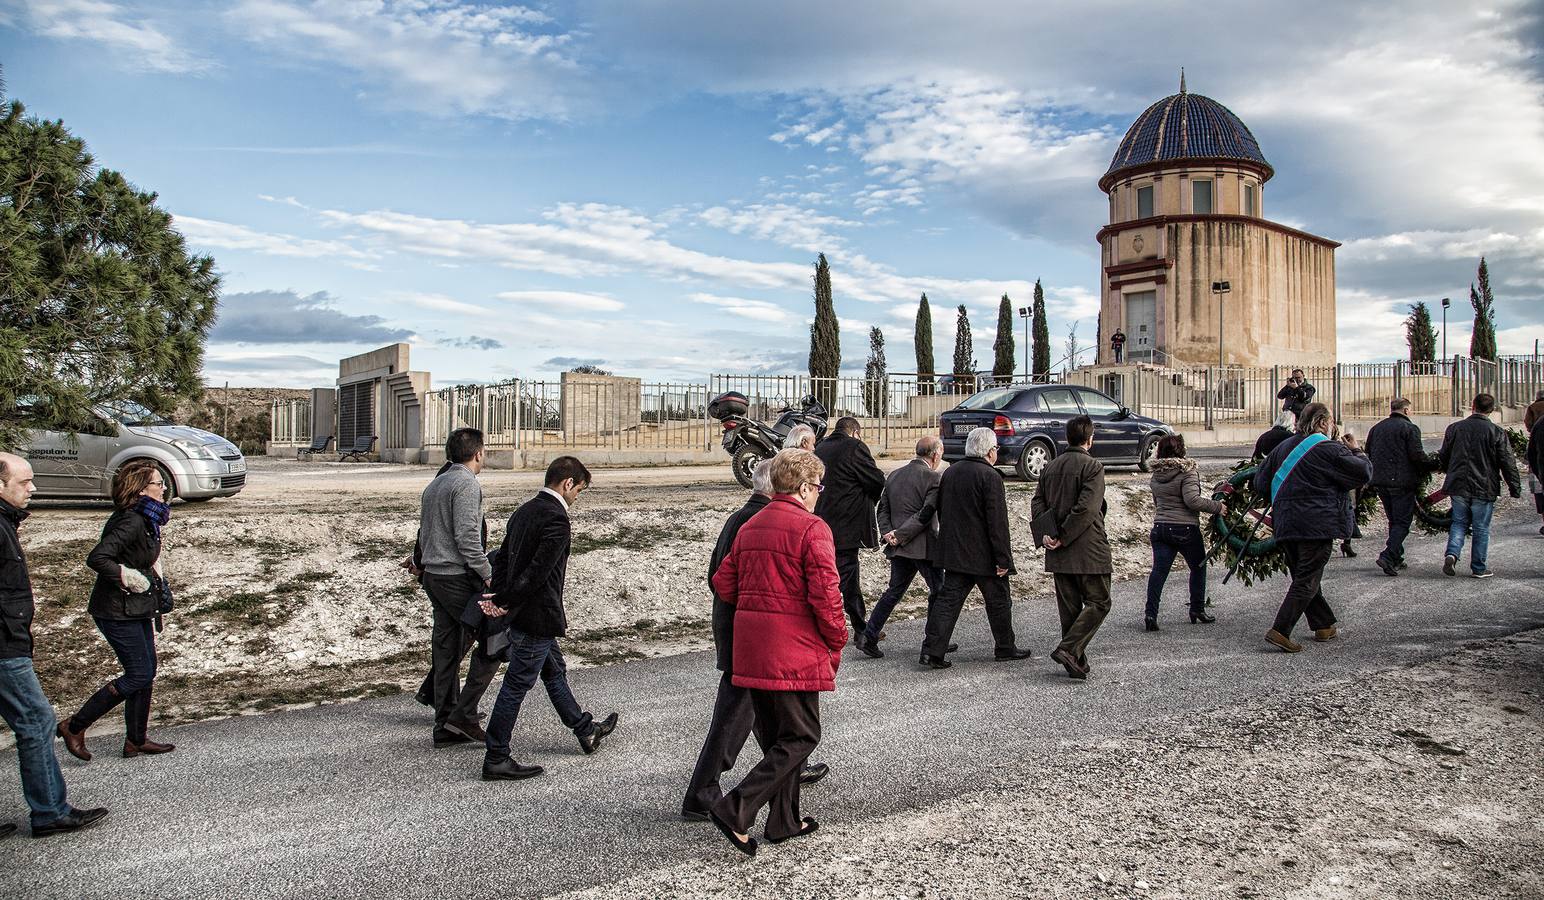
[
  {"xmin": 956, "ymin": 388, "xmax": 1022, "ymax": 411},
  {"xmin": 99, "ymin": 401, "xmax": 170, "ymax": 427}
]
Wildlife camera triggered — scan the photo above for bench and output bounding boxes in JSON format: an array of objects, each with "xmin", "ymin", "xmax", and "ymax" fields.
[
  {"xmin": 297, "ymin": 435, "xmax": 334, "ymax": 459},
  {"xmin": 338, "ymin": 435, "xmax": 377, "ymax": 462}
]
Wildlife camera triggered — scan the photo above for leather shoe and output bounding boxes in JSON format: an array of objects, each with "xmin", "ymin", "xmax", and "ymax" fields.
[
  {"xmin": 1376, "ymin": 556, "xmax": 1398, "ymax": 576},
  {"xmin": 31, "ymin": 807, "xmax": 108, "ymax": 838},
  {"xmin": 947, "ymin": 643, "xmax": 959, "ymax": 653},
  {"xmin": 433, "ymin": 728, "xmax": 474, "ymax": 747},
  {"xmin": 1313, "ymin": 626, "xmax": 1338, "ymax": 642},
  {"xmin": 578, "ymin": 712, "xmax": 619, "ymax": 754},
  {"xmin": 680, "ymin": 807, "xmax": 710, "ymax": 822},
  {"xmin": 482, "ymin": 758, "xmax": 543, "ymax": 781},
  {"xmin": 921, "ymin": 655, "xmax": 952, "ymax": 669},
  {"xmin": 445, "ymin": 718, "xmax": 487, "ymax": 742},
  {"xmin": 56, "ymin": 721, "xmax": 90, "ymax": 762},
  {"xmin": 1051, "ymin": 647, "xmax": 1089, "ymax": 679},
  {"xmin": 1144, "ymin": 618, "xmax": 1160, "ymax": 632},
  {"xmin": 994, "ymin": 646, "xmax": 1032, "ymax": 661},
  {"xmin": 122, "ymin": 738, "xmax": 175, "ymax": 757},
  {"xmin": 1265, "ymin": 629, "xmax": 1304, "ymax": 653},
  {"xmin": 858, "ymin": 635, "xmax": 884, "ymax": 658},
  {"xmin": 798, "ymin": 762, "xmax": 830, "ymax": 786}
]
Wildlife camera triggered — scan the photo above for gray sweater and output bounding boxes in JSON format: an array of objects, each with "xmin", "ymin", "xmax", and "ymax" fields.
[
  {"xmin": 1149, "ymin": 457, "xmax": 1225, "ymax": 526},
  {"xmin": 418, "ymin": 464, "xmax": 491, "ymax": 581}
]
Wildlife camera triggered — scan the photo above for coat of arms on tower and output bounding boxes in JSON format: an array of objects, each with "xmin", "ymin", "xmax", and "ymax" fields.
[{"xmin": 1132, "ymin": 234, "xmax": 1144, "ymax": 254}]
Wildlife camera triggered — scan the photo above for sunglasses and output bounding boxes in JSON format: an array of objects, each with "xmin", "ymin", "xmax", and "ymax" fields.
[{"xmin": 803, "ymin": 481, "xmax": 825, "ymax": 493}]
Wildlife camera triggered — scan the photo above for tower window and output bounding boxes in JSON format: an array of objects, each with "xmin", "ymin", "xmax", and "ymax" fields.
[
  {"xmin": 1192, "ymin": 179, "xmax": 1213, "ymax": 214},
  {"xmin": 1137, "ymin": 185, "xmax": 1154, "ymax": 219},
  {"xmin": 1244, "ymin": 184, "xmax": 1256, "ymax": 216}
]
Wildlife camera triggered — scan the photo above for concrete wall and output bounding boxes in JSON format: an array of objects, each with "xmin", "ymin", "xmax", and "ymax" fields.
[
  {"xmin": 339, "ymin": 343, "xmax": 410, "ymax": 382},
  {"xmin": 560, "ymin": 373, "xmax": 642, "ymax": 439}
]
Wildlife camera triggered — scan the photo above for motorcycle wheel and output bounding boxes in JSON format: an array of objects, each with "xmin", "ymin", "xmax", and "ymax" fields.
[{"xmin": 731, "ymin": 446, "xmax": 764, "ymax": 489}]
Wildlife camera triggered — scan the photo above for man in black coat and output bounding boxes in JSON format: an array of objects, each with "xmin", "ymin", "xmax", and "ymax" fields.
[
  {"xmin": 1528, "ymin": 414, "xmax": 1544, "ymax": 535},
  {"xmin": 813, "ymin": 417, "xmax": 886, "ymax": 635},
  {"xmin": 480, "ymin": 457, "xmax": 619, "ymax": 781},
  {"xmin": 1276, "ymin": 369, "xmax": 1316, "ymax": 418},
  {"xmin": 1437, "ymin": 393, "xmax": 1522, "ymax": 578},
  {"xmin": 1253, "ymin": 411, "xmax": 1296, "ymax": 459},
  {"xmin": 1364, "ymin": 398, "xmax": 1436, "ymax": 576},
  {"xmin": 682, "ymin": 459, "xmax": 827, "ymax": 820},
  {"xmin": 920, "ymin": 428, "xmax": 1031, "ymax": 667}
]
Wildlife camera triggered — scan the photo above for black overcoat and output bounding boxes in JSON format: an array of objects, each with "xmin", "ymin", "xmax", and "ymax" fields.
[
  {"xmin": 494, "ymin": 492, "xmax": 572, "ymax": 638},
  {"xmin": 932, "ymin": 457, "xmax": 1014, "ymax": 577},
  {"xmin": 813, "ymin": 432, "xmax": 885, "ymax": 550}
]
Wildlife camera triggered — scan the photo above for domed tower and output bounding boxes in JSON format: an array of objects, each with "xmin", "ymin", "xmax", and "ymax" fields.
[{"xmin": 1095, "ymin": 75, "xmax": 1337, "ymax": 368}]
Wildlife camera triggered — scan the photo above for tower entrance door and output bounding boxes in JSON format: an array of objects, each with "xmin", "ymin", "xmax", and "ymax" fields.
[{"xmin": 1123, "ymin": 290, "xmax": 1157, "ymax": 363}]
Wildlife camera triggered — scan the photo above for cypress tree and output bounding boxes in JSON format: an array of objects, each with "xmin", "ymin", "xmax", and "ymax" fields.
[
  {"xmin": 863, "ymin": 327, "xmax": 887, "ymax": 416},
  {"xmin": 914, "ymin": 293, "xmax": 935, "ymax": 395},
  {"xmin": 952, "ymin": 305, "xmax": 974, "ymax": 392},
  {"xmin": 1405, "ymin": 302, "xmax": 1437, "ymax": 367},
  {"xmin": 807, "ymin": 253, "xmax": 840, "ymax": 412},
  {"xmin": 1031, "ymin": 279, "xmax": 1051, "ymax": 381},
  {"xmin": 992, "ymin": 293, "xmax": 1015, "ymax": 383},
  {"xmin": 1468, "ymin": 257, "xmax": 1498, "ymax": 362}
]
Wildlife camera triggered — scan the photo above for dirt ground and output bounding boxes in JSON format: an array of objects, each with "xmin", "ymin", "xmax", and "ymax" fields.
[{"xmin": 18, "ymin": 454, "xmax": 1248, "ymax": 732}]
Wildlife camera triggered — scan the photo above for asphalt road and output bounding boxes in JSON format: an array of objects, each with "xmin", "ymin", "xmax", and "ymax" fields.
[{"xmin": 4, "ymin": 505, "xmax": 1541, "ymax": 898}]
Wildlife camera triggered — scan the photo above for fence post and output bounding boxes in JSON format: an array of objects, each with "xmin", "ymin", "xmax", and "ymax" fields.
[
  {"xmin": 1332, "ymin": 365, "xmax": 1343, "ymax": 424},
  {"xmin": 1450, "ymin": 355, "xmax": 1460, "ymax": 418},
  {"xmin": 1393, "ymin": 361, "xmax": 1402, "ymax": 405},
  {"xmin": 1204, "ymin": 367, "xmax": 1214, "ymax": 430}
]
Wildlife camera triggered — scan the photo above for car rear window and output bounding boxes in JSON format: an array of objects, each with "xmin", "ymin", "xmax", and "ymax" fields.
[
  {"xmin": 957, "ymin": 388, "xmax": 1023, "ymax": 411},
  {"xmin": 1038, "ymin": 388, "xmax": 1081, "ymax": 413}
]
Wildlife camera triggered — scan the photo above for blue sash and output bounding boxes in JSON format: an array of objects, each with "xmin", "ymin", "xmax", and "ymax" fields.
[{"xmin": 1270, "ymin": 433, "xmax": 1329, "ymax": 502}]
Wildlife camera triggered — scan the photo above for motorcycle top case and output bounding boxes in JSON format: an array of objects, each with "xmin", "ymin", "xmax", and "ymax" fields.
[{"xmin": 708, "ymin": 391, "xmax": 749, "ymax": 420}]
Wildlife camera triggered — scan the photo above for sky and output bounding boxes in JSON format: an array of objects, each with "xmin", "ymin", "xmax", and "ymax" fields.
[{"xmin": 2, "ymin": 0, "xmax": 1541, "ymax": 388}]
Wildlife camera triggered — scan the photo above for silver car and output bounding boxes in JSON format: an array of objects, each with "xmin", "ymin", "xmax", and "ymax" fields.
[{"xmin": 19, "ymin": 401, "xmax": 247, "ymax": 502}]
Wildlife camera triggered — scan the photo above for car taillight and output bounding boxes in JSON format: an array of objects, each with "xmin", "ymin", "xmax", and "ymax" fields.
[
  {"xmin": 939, "ymin": 422, "xmax": 949, "ymax": 438},
  {"xmin": 993, "ymin": 415, "xmax": 1014, "ymax": 437}
]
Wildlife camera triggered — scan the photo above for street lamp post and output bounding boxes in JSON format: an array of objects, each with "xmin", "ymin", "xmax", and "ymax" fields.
[
  {"xmin": 1440, "ymin": 297, "xmax": 1450, "ymax": 364},
  {"xmin": 1211, "ymin": 280, "xmax": 1232, "ymax": 369},
  {"xmin": 1018, "ymin": 306, "xmax": 1031, "ymax": 379}
]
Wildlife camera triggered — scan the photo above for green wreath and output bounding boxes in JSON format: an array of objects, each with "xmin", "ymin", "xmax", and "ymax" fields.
[{"xmin": 1203, "ymin": 461, "xmax": 1289, "ymax": 587}]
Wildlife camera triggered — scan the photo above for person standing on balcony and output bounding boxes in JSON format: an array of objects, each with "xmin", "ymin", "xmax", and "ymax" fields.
[
  {"xmin": 1438, "ymin": 394, "xmax": 1522, "ymax": 578},
  {"xmin": 1365, "ymin": 398, "xmax": 1436, "ymax": 576},
  {"xmin": 1110, "ymin": 329, "xmax": 1127, "ymax": 364},
  {"xmin": 1276, "ymin": 369, "xmax": 1316, "ymax": 419},
  {"xmin": 812, "ymin": 417, "xmax": 885, "ymax": 637}
]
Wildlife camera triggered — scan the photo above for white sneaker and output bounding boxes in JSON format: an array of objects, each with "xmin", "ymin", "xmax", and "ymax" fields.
[{"xmin": 1471, "ymin": 570, "xmax": 1494, "ymax": 578}]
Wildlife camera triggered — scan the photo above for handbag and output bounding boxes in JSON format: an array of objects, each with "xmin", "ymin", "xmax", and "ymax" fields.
[{"xmin": 151, "ymin": 572, "xmax": 175, "ymax": 615}]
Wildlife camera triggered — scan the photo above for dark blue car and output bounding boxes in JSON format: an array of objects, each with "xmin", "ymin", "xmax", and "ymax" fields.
[{"xmin": 938, "ymin": 384, "xmax": 1172, "ymax": 480}]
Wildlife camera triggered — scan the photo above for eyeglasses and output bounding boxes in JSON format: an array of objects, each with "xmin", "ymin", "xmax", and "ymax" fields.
[
  {"xmin": 803, "ymin": 481, "xmax": 825, "ymax": 493},
  {"xmin": 147, "ymin": 480, "xmax": 165, "ymax": 487}
]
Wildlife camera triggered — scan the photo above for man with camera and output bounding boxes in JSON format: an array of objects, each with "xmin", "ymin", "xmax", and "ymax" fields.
[{"xmin": 1277, "ymin": 369, "xmax": 1316, "ymax": 419}]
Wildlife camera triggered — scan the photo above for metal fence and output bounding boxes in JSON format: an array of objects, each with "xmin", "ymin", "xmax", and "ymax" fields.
[
  {"xmin": 423, "ymin": 379, "xmax": 716, "ymax": 451},
  {"xmin": 269, "ymin": 399, "xmax": 311, "ymax": 443}
]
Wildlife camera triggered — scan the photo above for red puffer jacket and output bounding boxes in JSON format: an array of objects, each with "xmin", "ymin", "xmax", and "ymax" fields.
[{"xmin": 711, "ymin": 495, "xmax": 847, "ymax": 691}]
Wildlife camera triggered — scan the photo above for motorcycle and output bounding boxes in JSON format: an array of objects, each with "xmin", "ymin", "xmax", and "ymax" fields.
[{"xmin": 708, "ymin": 392, "xmax": 829, "ymax": 488}]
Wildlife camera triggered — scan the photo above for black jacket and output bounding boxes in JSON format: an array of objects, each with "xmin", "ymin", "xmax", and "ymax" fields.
[
  {"xmin": 1365, "ymin": 412, "xmax": 1435, "ymax": 491},
  {"xmin": 708, "ymin": 493, "xmax": 770, "ymax": 673},
  {"xmin": 932, "ymin": 457, "xmax": 1015, "ymax": 576},
  {"xmin": 1253, "ymin": 434, "xmax": 1371, "ymax": 541},
  {"xmin": 1439, "ymin": 414, "xmax": 1522, "ymax": 501},
  {"xmin": 1530, "ymin": 417, "xmax": 1544, "ymax": 482},
  {"xmin": 813, "ymin": 432, "xmax": 885, "ymax": 550},
  {"xmin": 494, "ymin": 492, "xmax": 572, "ymax": 638},
  {"xmin": 1276, "ymin": 381, "xmax": 1316, "ymax": 417},
  {"xmin": 0, "ymin": 501, "xmax": 35, "ymax": 659},
  {"xmin": 86, "ymin": 508, "xmax": 162, "ymax": 620},
  {"xmin": 1253, "ymin": 426, "xmax": 1293, "ymax": 460}
]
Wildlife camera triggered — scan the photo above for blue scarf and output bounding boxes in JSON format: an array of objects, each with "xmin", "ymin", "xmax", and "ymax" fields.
[{"xmin": 134, "ymin": 496, "xmax": 171, "ymax": 540}]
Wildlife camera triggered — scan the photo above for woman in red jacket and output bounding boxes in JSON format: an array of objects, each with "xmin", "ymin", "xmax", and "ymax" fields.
[{"xmin": 708, "ymin": 448, "xmax": 847, "ymax": 856}]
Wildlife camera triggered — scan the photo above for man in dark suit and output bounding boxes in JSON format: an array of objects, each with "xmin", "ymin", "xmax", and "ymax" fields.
[
  {"xmin": 1364, "ymin": 397, "xmax": 1436, "ymax": 576},
  {"xmin": 682, "ymin": 460, "xmax": 828, "ymax": 821},
  {"xmin": 1032, "ymin": 415, "xmax": 1111, "ymax": 680},
  {"xmin": 480, "ymin": 457, "xmax": 619, "ymax": 781},
  {"xmin": 858, "ymin": 436, "xmax": 944, "ymax": 659},
  {"xmin": 813, "ymin": 417, "xmax": 886, "ymax": 635},
  {"xmin": 921, "ymin": 427, "xmax": 1031, "ymax": 667}
]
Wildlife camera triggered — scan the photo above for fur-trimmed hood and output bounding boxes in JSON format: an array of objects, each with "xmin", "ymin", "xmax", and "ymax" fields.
[{"xmin": 1150, "ymin": 456, "xmax": 1198, "ymax": 485}]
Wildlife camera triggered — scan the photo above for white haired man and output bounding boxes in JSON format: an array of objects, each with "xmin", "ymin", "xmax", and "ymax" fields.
[{"xmin": 783, "ymin": 425, "xmax": 816, "ymax": 451}]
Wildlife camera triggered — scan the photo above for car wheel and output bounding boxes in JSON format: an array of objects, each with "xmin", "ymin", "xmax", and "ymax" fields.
[
  {"xmin": 1137, "ymin": 435, "xmax": 1160, "ymax": 472},
  {"xmin": 182, "ymin": 496, "xmax": 214, "ymax": 503},
  {"xmin": 730, "ymin": 446, "xmax": 763, "ymax": 489},
  {"xmin": 1014, "ymin": 440, "xmax": 1052, "ymax": 481}
]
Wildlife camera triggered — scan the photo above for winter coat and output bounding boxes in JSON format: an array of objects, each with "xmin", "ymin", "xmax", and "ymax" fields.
[
  {"xmin": 1530, "ymin": 417, "xmax": 1544, "ymax": 483},
  {"xmin": 1276, "ymin": 381, "xmax": 1316, "ymax": 417},
  {"xmin": 1252, "ymin": 434, "xmax": 1371, "ymax": 541},
  {"xmin": 0, "ymin": 500, "xmax": 35, "ymax": 659},
  {"xmin": 1438, "ymin": 414, "xmax": 1523, "ymax": 501},
  {"xmin": 1253, "ymin": 426, "xmax": 1293, "ymax": 460},
  {"xmin": 712, "ymin": 495, "xmax": 847, "ymax": 692},
  {"xmin": 932, "ymin": 456, "xmax": 1015, "ymax": 576},
  {"xmin": 876, "ymin": 458, "xmax": 941, "ymax": 561},
  {"xmin": 1149, "ymin": 457, "xmax": 1224, "ymax": 526},
  {"xmin": 1364, "ymin": 412, "xmax": 1434, "ymax": 491},
  {"xmin": 494, "ymin": 492, "xmax": 572, "ymax": 638},
  {"xmin": 812, "ymin": 432, "xmax": 885, "ymax": 550},
  {"xmin": 86, "ymin": 508, "xmax": 163, "ymax": 620},
  {"xmin": 707, "ymin": 492, "xmax": 770, "ymax": 673},
  {"xmin": 1524, "ymin": 398, "xmax": 1544, "ymax": 432},
  {"xmin": 1031, "ymin": 448, "xmax": 1112, "ymax": 575}
]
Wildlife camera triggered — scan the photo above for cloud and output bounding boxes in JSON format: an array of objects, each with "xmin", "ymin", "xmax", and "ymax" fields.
[
  {"xmin": 200, "ymin": 351, "xmax": 335, "ymax": 386},
  {"xmin": 9, "ymin": 0, "xmax": 211, "ymax": 72},
  {"xmin": 699, "ymin": 203, "xmax": 861, "ymax": 252},
  {"xmin": 210, "ymin": 290, "xmax": 414, "ymax": 345},
  {"xmin": 174, "ymin": 214, "xmax": 378, "ymax": 262},
  {"xmin": 496, "ymin": 290, "xmax": 625, "ymax": 313},
  {"xmin": 541, "ymin": 356, "xmax": 607, "ymax": 369},
  {"xmin": 394, "ymin": 292, "xmax": 493, "ymax": 317},
  {"xmin": 688, "ymin": 292, "xmax": 793, "ymax": 323},
  {"xmin": 440, "ymin": 336, "xmax": 504, "ymax": 351},
  {"xmin": 228, "ymin": 0, "xmax": 589, "ymax": 121}
]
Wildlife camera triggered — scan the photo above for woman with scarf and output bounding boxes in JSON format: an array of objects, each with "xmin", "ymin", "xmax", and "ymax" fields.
[{"xmin": 57, "ymin": 461, "xmax": 176, "ymax": 761}]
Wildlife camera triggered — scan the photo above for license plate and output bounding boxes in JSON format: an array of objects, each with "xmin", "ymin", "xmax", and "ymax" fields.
[
  {"xmin": 953, "ymin": 423, "xmax": 973, "ymax": 435},
  {"xmin": 227, "ymin": 461, "xmax": 246, "ymax": 474}
]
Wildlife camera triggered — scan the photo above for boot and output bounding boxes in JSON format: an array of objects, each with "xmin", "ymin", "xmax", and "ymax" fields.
[{"xmin": 56, "ymin": 721, "xmax": 91, "ymax": 762}]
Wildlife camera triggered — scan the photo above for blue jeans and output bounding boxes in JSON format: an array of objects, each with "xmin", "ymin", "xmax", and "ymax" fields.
[
  {"xmin": 0, "ymin": 657, "xmax": 72, "ymax": 825},
  {"xmin": 1146, "ymin": 524, "xmax": 1208, "ymax": 620},
  {"xmin": 483, "ymin": 630, "xmax": 592, "ymax": 764},
  {"xmin": 70, "ymin": 617, "xmax": 157, "ymax": 744},
  {"xmin": 1446, "ymin": 496, "xmax": 1495, "ymax": 574}
]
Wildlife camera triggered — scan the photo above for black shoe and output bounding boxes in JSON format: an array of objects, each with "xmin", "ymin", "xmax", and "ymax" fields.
[
  {"xmin": 798, "ymin": 762, "xmax": 830, "ymax": 786},
  {"xmin": 1340, "ymin": 541, "xmax": 1357, "ymax": 558},
  {"xmin": 1443, "ymin": 554, "xmax": 1457, "ymax": 576},
  {"xmin": 994, "ymin": 646, "xmax": 1032, "ymax": 661},
  {"xmin": 1144, "ymin": 618, "xmax": 1160, "ymax": 632},
  {"xmin": 414, "ymin": 689, "xmax": 432, "ymax": 707},
  {"xmin": 858, "ymin": 635, "xmax": 884, "ymax": 659},
  {"xmin": 578, "ymin": 712, "xmax": 619, "ymax": 755},
  {"xmin": 1376, "ymin": 556, "xmax": 1398, "ymax": 576},
  {"xmin": 947, "ymin": 643, "xmax": 959, "ymax": 653},
  {"xmin": 445, "ymin": 718, "xmax": 487, "ymax": 742},
  {"xmin": 1397, "ymin": 561, "xmax": 1408, "ymax": 570},
  {"xmin": 482, "ymin": 758, "xmax": 544, "ymax": 781},
  {"xmin": 1051, "ymin": 647, "xmax": 1089, "ymax": 680},
  {"xmin": 31, "ymin": 807, "xmax": 108, "ymax": 838},
  {"xmin": 433, "ymin": 728, "xmax": 474, "ymax": 747},
  {"xmin": 1189, "ymin": 610, "xmax": 1216, "ymax": 624},
  {"xmin": 766, "ymin": 816, "xmax": 820, "ymax": 845},
  {"xmin": 922, "ymin": 655, "xmax": 952, "ymax": 669},
  {"xmin": 0, "ymin": 823, "xmax": 14, "ymax": 839},
  {"xmin": 681, "ymin": 807, "xmax": 710, "ymax": 822}
]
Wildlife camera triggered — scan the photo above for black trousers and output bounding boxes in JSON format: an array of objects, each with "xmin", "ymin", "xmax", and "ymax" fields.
[
  {"xmin": 682, "ymin": 672, "xmax": 755, "ymax": 815},
  {"xmin": 1376, "ymin": 488, "xmax": 1416, "ymax": 566},
  {"xmin": 423, "ymin": 571, "xmax": 500, "ymax": 729},
  {"xmin": 1272, "ymin": 540, "xmax": 1338, "ymax": 637},
  {"xmin": 834, "ymin": 549, "xmax": 868, "ymax": 634},
  {"xmin": 714, "ymin": 690, "xmax": 820, "ymax": 841},
  {"xmin": 864, "ymin": 556, "xmax": 941, "ymax": 644},
  {"xmin": 921, "ymin": 571, "xmax": 1016, "ymax": 658}
]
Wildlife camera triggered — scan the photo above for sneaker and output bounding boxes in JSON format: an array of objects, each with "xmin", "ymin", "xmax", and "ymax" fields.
[
  {"xmin": 1442, "ymin": 555, "xmax": 1457, "ymax": 577},
  {"xmin": 1471, "ymin": 570, "xmax": 1494, "ymax": 579}
]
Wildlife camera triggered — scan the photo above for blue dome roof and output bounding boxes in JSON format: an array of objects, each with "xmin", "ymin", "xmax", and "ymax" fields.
[{"xmin": 1102, "ymin": 90, "xmax": 1272, "ymax": 188}]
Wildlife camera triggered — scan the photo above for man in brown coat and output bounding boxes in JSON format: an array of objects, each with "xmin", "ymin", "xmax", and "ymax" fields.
[
  {"xmin": 1525, "ymin": 390, "xmax": 1544, "ymax": 431},
  {"xmin": 1030, "ymin": 416, "xmax": 1111, "ymax": 680}
]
